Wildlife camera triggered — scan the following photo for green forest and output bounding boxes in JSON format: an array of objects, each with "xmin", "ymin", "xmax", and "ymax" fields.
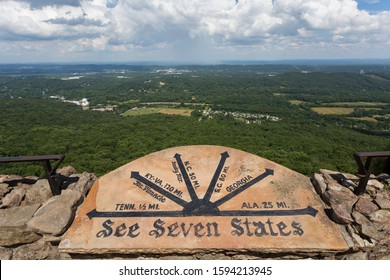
[{"xmin": 0, "ymin": 64, "xmax": 389, "ymax": 177}]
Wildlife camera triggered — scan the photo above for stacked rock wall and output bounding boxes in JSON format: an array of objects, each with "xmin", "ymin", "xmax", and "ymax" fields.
[
  {"xmin": 0, "ymin": 168, "xmax": 96, "ymax": 260},
  {"xmin": 311, "ymin": 169, "xmax": 390, "ymax": 260}
]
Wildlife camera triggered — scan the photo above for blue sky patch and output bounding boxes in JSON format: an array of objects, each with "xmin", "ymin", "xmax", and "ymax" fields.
[{"xmin": 357, "ymin": 0, "xmax": 390, "ymax": 13}]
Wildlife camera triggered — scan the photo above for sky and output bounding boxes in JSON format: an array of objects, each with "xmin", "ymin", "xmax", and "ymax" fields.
[{"xmin": 0, "ymin": 0, "xmax": 389, "ymax": 63}]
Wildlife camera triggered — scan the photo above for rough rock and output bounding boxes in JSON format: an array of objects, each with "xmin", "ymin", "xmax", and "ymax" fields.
[
  {"xmin": 354, "ymin": 197, "xmax": 379, "ymax": 215},
  {"xmin": 0, "ymin": 175, "xmax": 7, "ymax": 183},
  {"xmin": 0, "ymin": 247, "xmax": 13, "ymax": 260},
  {"xmin": 0, "ymin": 204, "xmax": 42, "ymax": 246},
  {"xmin": 311, "ymin": 173, "xmax": 327, "ymax": 195},
  {"xmin": 366, "ymin": 185, "xmax": 377, "ymax": 197},
  {"xmin": 377, "ymin": 173, "xmax": 390, "ymax": 180},
  {"xmin": 377, "ymin": 173, "xmax": 390, "ymax": 185},
  {"xmin": 341, "ymin": 251, "xmax": 367, "ymax": 260},
  {"xmin": 324, "ymin": 184, "xmax": 358, "ymax": 203},
  {"xmin": 24, "ymin": 179, "xmax": 53, "ymax": 205},
  {"xmin": 368, "ymin": 210, "xmax": 390, "ymax": 232},
  {"xmin": 12, "ymin": 241, "xmax": 60, "ymax": 260},
  {"xmin": 0, "ymin": 227, "xmax": 41, "ymax": 247},
  {"xmin": 57, "ymin": 166, "xmax": 76, "ymax": 177},
  {"xmin": 341, "ymin": 173, "xmax": 359, "ymax": 180},
  {"xmin": 337, "ymin": 225, "xmax": 355, "ymax": 249},
  {"xmin": 374, "ymin": 192, "xmax": 390, "ymax": 210},
  {"xmin": 0, "ymin": 204, "xmax": 41, "ymax": 227},
  {"xmin": 42, "ymin": 235, "xmax": 63, "ymax": 245},
  {"xmin": 329, "ymin": 202, "xmax": 354, "ymax": 224},
  {"xmin": 352, "ymin": 212, "xmax": 382, "ymax": 241},
  {"xmin": 322, "ymin": 185, "xmax": 358, "ymax": 224},
  {"xmin": 368, "ymin": 237, "xmax": 390, "ymax": 260},
  {"xmin": 68, "ymin": 172, "xmax": 96, "ymax": 195},
  {"xmin": 27, "ymin": 189, "xmax": 83, "ymax": 236},
  {"xmin": 346, "ymin": 224, "xmax": 366, "ymax": 248},
  {"xmin": 341, "ymin": 179, "xmax": 357, "ymax": 191},
  {"xmin": 23, "ymin": 175, "xmax": 39, "ymax": 182},
  {"xmin": 0, "ymin": 175, "xmax": 23, "ymax": 184},
  {"xmin": 367, "ymin": 179, "xmax": 384, "ymax": 190},
  {"xmin": 320, "ymin": 169, "xmax": 345, "ymax": 188},
  {"xmin": 0, "ymin": 183, "xmax": 10, "ymax": 198},
  {"xmin": 0, "ymin": 187, "xmax": 26, "ymax": 208}
]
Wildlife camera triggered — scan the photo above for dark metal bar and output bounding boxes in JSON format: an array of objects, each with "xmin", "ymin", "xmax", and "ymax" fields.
[
  {"xmin": 353, "ymin": 151, "xmax": 390, "ymax": 195},
  {"xmin": 42, "ymin": 160, "xmax": 60, "ymax": 196},
  {"xmin": 353, "ymin": 152, "xmax": 366, "ymax": 176},
  {"xmin": 0, "ymin": 155, "xmax": 64, "ymax": 163},
  {"xmin": 0, "ymin": 154, "xmax": 65, "ymax": 195},
  {"xmin": 384, "ymin": 157, "xmax": 390, "ymax": 174}
]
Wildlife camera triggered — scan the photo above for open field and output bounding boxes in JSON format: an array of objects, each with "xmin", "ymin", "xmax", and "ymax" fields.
[
  {"xmin": 365, "ymin": 74, "xmax": 390, "ymax": 82},
  {"xmin": 322, "ymin": 102, "xmax": 388, "ymax": 107},
  {"xmin": 118, "ymin": 99, "xmax": 139, "ymax": 104},
  {"xmin": 122, "ymin": 107, "xmax": 193, "ymax": 117},
  {"xmin": 348, "ymin": 117, "xmax": 378, "ymax": 122},
  {"xmin": 312, "ymin": 107, "xmax": 355, "ymax": 115},
  {"xmin": 289, "ymin": 100, "xmax": 304, "ymax": 105},
  {"xmin": 374, "ymin": 114, "xmax": 390, "ymax": 119},
  {"xmin": 273, "ymin": 93, "xmax": 286, "ymax": 97},
  {"xmin": 360, "ymin": 108, "xmax": 384, "ymax": 111}
]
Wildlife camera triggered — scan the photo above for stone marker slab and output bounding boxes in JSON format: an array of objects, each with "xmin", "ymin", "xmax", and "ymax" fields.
[{"xmin": 59, "ymin": 145, "xmax": 348, "ymax": 254}]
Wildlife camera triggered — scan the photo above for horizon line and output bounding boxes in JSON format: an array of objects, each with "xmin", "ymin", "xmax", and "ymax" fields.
[{"xmin": 1, "ymin": 58, "xmax": 390, "ymax": 66}]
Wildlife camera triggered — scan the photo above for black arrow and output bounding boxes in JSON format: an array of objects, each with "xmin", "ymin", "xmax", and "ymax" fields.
[
  {"xmin": 174, "ymin": 153, "xmax": 199, "ymax": 201},
  {"xmin": 214, "ymin": 168, "xmax": 274, "ymax": 207},
  {"xmin": 203, "ymin": 151, "xmax": 230, "ymax": 202},
  {"xmin": 218, "ymin": 206, "xmax": 318, "ymax": 218},
  {"xmin": 87, "ymin": 209, "xmax": 189, "ymax": 219},
  {"xmin": 86, "ymin": 205, "xmax": 317, "ymax": 219},
  {"xmin": 131, "ymin": 171, "xmax": 188, "ymax": 208}
]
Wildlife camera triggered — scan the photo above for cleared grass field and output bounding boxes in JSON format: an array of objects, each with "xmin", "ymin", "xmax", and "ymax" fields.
[
  {"xmin": 374, "ymin": 114, "xmax": 390, "ymax": 119},
  {"xmin": 118, "ymin": 99, "xmax": 139, "ymax": 104},
  {"xmin": 289, "ymin": 100, "xmax": 304, "ymax": 105},
  {"xmin": 322, "ymin": 102, "xmax": 388, "ymax": 106},
  {"xmin": 312, "ymin": 107, "xmax": 355, "ymax": 115},
  {"xmin": 348, "ymin": 117, "xmax": 378, "ymax": 122},
  {"xmin": 360, "ymin": 107, "xmax": 383, "ymax": 111},
  {"xmin": 122, "ymin": 107, "xmax": 193, "ymax": 117}
]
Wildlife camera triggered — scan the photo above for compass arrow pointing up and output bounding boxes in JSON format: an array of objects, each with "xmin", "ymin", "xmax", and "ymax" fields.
[
  {"xmin": 174, "ymin": 153, "xmax": 199, "ymax": 201},
  {"xmin": 203, "ymin": 151, "xmax": 230, "ymax": 202}
]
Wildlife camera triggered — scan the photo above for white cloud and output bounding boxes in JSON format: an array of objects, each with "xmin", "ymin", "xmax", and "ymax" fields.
[{"xmin": 0, "ymin": 0, "xmax": 389, "ymax": 61}]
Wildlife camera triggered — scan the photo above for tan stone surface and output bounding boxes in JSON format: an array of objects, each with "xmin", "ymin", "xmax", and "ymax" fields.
[
  {"xmin": 28, "ymin": 190, "xmax": 84, "ymax": 236},
  {"xmin": 59, "ymin": 145, "xmax": 348, "ymax": 254}
]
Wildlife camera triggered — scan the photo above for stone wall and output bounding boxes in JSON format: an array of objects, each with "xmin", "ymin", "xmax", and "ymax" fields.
[
  {"xmin": 0, "ymin": 167, "xmax": 389, "ymax": 260},
  {"xmin": 311, "ymin": 169, "xmax": 390, "ymax": 260},
  {"xmin": 0, "ymin": 168, "xmax": 96, "ymax": 260}
]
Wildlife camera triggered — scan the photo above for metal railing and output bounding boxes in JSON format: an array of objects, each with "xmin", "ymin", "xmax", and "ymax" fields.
[{"xmin": 0, "ymin": 154, "xmax": 65, "ymax": 195}]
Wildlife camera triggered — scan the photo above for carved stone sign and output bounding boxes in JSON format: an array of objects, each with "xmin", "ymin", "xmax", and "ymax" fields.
[{"xmin": 59, "ymin": 145, "xmax": 348, "ymax": 254}]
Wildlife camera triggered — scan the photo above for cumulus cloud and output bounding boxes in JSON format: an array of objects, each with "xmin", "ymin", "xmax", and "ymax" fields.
[{"xmin": 0, "ymin": 0, "xmax": 389, "ymax": 61}]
